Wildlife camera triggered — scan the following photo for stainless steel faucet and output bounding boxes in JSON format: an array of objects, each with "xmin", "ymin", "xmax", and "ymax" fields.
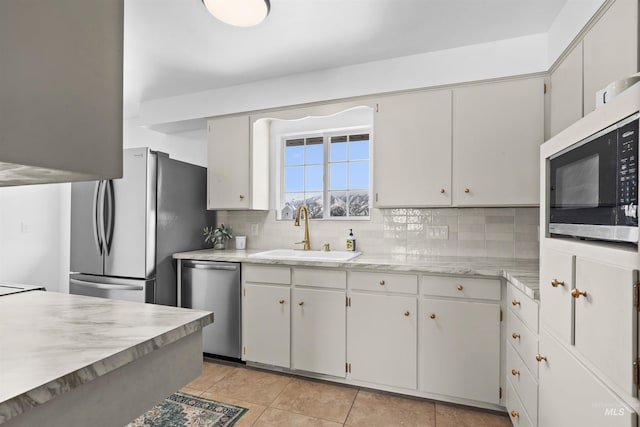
[{"xmin": 294, "ymin": 204, "xmax": 311, "ymax": 250}]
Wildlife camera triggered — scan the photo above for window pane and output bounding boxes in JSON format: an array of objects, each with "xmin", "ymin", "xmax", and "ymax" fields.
[
  {"xmin": 285, "ymin": 139, "xmax": 304, "ymax": 165},
  {"xmin": 306, "ymin": 137, "xmax": 324, "ymax": 165},
  {"xmin": 349, "ymin": 191, "xmax": 370, "ymax": 217},
  {"xmin": 330, "ymin": 136, "xmax": 347, "ymax": 162},
  {"xmin": 281, "ymin": 193, "xmax": 305, "ymax": 219},
  {"xmin": 330, "ymin": 163, "xmax": 347, "ymax": 190},
  {"xmin": 349, "ymin": 139, "xmax": 369, "ymax": 161},
  {"xmin": 304, "ymin": 192, "xmax": 324, "ymax": 219},
  {"xmin": 285, "ymin": 166, "xmax": 304, "ymax": 192},
  {"xmin": 329, "ymin": 191, "xmax": 347, "ymax": 217},
  {"xmin": 306, "ymin": 165, "xmax": 323, "ymax": 191},
  {"xmin": 349, "ymin": 161, "xmax": 369, "ymax": 189}
]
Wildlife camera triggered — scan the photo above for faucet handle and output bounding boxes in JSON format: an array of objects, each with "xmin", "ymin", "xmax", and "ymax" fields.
[{"xmin": 323, "ymin": 243, "xmax": 331, "ymax": 252}]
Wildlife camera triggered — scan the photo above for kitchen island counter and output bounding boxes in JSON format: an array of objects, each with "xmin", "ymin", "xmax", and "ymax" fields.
[
  {"xmin": 0, "ymin": 291, "xmax": 213, "ymax": 426},
  {"xmin": 173, "ymin": 249, "xmax": 539, "ymax": 299}
]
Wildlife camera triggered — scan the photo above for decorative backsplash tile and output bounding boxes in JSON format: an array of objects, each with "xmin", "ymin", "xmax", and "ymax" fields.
[{"xmin": 214, "ymin": 207, "xmax": 540, "ymax": 259}]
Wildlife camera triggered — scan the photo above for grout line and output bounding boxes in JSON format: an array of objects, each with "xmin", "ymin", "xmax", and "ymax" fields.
[{"xmin": 342, "ymin": 387, "xmax": 360, "ymax": 426}]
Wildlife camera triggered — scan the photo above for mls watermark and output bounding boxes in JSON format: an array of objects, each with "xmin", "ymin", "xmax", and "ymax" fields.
[{"xmin": 593, "ymin": 402, "xmax": 629, "ymax": 417}]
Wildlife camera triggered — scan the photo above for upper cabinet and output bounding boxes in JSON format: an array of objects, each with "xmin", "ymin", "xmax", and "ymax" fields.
[
  {"xmin": 550, "ymin": 44, "xmax": 583, "ymax": 138},
  {"xmin": 583, "ymin": 0, "xmax": 638, "ymax": 115},
  {"xmin": 207, "ymin": 115, "xmax": 269, "ymax": 210},
  {"xmin": 452, "ymin": 77, "xmax": 544, "ymax": 206},
  {"xmin": 373, "ymin": 76, "xmax": 543, "ymax": 208},
  {"xmin": 374, "ymin": 90, "xmax": 452, "ymax": 207},
  {"xmin": 0, "ymin": 0, "xmax": 124, "ymax": 186}
]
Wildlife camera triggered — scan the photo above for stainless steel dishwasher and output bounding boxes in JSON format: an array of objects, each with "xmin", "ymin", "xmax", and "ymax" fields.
[{"xmin": 181, "ymin": 260, "xmax": 241, "ymax": 359}]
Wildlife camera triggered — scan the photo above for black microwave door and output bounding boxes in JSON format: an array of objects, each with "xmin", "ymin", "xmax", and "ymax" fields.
[{"xmin": 549, "ymin": 128, "xmax": 618, "ymax": 226}]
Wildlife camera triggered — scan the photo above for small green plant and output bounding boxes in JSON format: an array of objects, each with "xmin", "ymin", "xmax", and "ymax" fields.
[{"xmin": 203, "ymin": 224, "xmax": 233, "ymax": 248}]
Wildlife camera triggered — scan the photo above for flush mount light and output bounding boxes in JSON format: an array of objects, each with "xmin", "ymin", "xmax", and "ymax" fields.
[{"xmin": 202, "ymin": 0, "xmax": 270, "ymax": 27}]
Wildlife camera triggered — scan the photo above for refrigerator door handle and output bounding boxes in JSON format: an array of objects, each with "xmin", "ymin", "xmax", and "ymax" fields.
[
  {"xmin": 92, "ymin": 181, "xmax": 104, "ymax": 255},
  {"xmin": 104, "ymin": 179, "xmax": 115, "ymax": 254},
  {"xmin": 69, "ymin": 278, "xmax": 144, "ymax": 291}
]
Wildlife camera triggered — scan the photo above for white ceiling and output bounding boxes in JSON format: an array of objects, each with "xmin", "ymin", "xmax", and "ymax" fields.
[{"xmin": 124, "ymin": 0, "xmax": 571, "ymax": 117}]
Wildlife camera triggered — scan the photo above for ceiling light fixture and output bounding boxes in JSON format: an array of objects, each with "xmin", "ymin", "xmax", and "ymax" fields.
[{"xmin": 202, "ymin": 0, "xmax": 270, "ymax": 27}]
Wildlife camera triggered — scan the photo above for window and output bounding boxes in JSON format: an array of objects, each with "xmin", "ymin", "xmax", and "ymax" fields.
[{"xmin": 279, "ymin": 129, "xmax": 371, "ymax": 220}]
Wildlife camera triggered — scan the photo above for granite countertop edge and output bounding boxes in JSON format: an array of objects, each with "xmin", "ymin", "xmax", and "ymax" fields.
[
  {"xmin": 174, "ymin": 249, "xmax": 540, "ymax": 299},
  {"xmin": 0, "ymin": 294, "xmax": 213, "ymax": 424}
]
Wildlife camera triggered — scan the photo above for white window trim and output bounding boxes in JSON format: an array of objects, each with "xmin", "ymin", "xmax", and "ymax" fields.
[{"xmin": 276, "ymin": 125, "xmax": 372, "ymax": 220}]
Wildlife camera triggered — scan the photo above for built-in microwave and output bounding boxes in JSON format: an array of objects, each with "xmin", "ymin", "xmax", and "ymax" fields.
[{"xmin": 548, "ymin": 113, "xmax": 638, "ymax": 244}]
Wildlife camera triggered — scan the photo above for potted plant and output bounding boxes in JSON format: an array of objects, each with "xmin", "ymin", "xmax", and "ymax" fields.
[{"xmin": 203, "ymin": 224, "xmax": 233, "ymax": 250}]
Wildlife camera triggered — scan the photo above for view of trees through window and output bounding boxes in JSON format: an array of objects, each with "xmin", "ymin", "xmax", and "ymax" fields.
[{"xmin": 280, "ymin": 132, "xmax": 370, "ymax": 220}]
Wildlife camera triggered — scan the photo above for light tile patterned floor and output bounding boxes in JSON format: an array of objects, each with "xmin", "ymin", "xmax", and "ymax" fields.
[{"xmin": 182, "ymin": 359, "xmax": 512, "ymax": 427}]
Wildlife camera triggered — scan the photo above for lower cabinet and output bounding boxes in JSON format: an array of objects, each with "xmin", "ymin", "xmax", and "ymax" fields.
[
  {"xmin": 242, "ymin": 264, "xmax": 504, "ymax": 409},
  {"xmin": 347, "ymin": 292, "xmax": 417, "ymax": 389},
  {"xmin": 538, "ymin": 329, "xmax": 635, "ymax": 427},
  {"xmin": 243, "ymin": 283, "xmax": 291, "ymax": 368},
  {"xmin": 292, "ymin": 287, "xmax": 346, "ymax": 377},
  {"xmin": 421, "ymin": 298, "xmax": 501, "ymax": 404}
]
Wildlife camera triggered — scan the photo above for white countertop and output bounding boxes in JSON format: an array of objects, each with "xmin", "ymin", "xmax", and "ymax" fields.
[
  {"xmin": 0, "ymin": 291, "xmax": 213, "ymax": 424},
  {"xmin": 173, "ymin": 249, "xmax": 540, "ymax": 299}
]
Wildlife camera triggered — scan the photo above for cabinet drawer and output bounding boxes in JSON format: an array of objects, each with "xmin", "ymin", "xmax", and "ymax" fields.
[
  {"xmin": 505, "ymin": 380, "xmax": 534, "ymax": 427},
  {"xmin": 507, "ymin": 284, "xmax": 539, "ymax": 333},
  {"xmin": 506, "ymin": 342, "xmax": 538, "ymax": 426},
  {"xmin": 293, "ymin": 268, "xmax": 346, "ymax": 289},
  {"xmin": 243, "ymin": 265, "xmax": 291, "ymax": 285},
  {"xmin": 507, "ymin": 310, "xmax": 539, "ymax": 378},
  {"xmin": 350, "ymin": 271, "xmax": 417, "ymax": 294},
  {"xmin": 422, "ymin": 275, "xmax": 500, "ymax": 300}
]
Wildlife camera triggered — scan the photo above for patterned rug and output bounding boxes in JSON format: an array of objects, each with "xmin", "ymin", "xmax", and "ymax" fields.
[{"xmin": 127, "ymin": 392, "xmax": 248, "ymax": 427}]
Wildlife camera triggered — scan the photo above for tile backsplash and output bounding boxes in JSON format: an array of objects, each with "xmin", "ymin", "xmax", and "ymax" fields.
[{"xmin": 214, "ymin": 207, "xmax": 539, "ymax": 259}]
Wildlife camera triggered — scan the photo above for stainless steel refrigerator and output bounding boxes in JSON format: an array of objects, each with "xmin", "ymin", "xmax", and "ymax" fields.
[{"xmin": 69, "ymin": 147, "xmax": 214, "ymax": 306}]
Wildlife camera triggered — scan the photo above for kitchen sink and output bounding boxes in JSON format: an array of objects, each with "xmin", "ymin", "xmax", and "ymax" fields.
[{"xmin": 249, "ymin": 249, "xmax": 362, "ymax": 262}]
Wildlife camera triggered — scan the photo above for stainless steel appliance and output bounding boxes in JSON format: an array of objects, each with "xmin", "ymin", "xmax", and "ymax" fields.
[
  {"xmin": 181, "ymin": 260, "xmax": 241, "ymax": 359},
  {"xmin": 69, "ymin": 148, "xmax": 215, "ymax": 305},
  {"xmin": 548, "ymin": 113, "xmax": 638, "ymax": 243}
]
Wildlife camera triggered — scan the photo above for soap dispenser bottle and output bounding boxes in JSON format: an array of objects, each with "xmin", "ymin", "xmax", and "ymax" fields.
[{"xmin": 346, "ymin": 229, "xmax": 356, "ymax": 251}]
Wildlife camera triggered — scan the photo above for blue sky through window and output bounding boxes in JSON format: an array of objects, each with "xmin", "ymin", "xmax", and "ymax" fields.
[{"xmin": 282, "ymin": 132, "xmax": 370, "ymax": 219}]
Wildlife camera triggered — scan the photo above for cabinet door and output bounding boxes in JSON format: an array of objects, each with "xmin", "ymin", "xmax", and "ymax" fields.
[
  {"xmin": 452, "ymin": 77, "xmax": 544, "ymax": 206},
  {"xmin": 207, "ymin": 115, "xmax": 251, "ymax": 209},
  {"xmin": 348, "ymin": 293, "xmax": 417, "ymax": 389},
  {"xmin": 422, "ymin": 299, "xmax": 501, "ymax": 404},
  {"xmin": 540, "ymin": 248, "xmax": 574, "ymax": 344},
  {"xmin": 243, "ymin": 283, "xmax": 290, "ymax": 368},
  {"xmin": 539, "ymin": 330, "xmax": 635, "ymax": 427},
  {"xmin": 292, "ymin": 288, "xmax": 346, "ymax": 377},
  {"xmin": 550, "ymin": 43, "xmax": 583, "ymax": 138},
  {"xmin": 374, "ymin": 90, "xmax": 452, "ymax": 207},
  {"xmin": 574, "ymin": 258, "xmax": 638, "ymax": 395},
  {"xmin": 583, "ymin": 0, "xmax": 638, "ymax": 115}
]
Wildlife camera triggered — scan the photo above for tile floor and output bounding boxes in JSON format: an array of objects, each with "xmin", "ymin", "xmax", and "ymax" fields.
[{"xmin": 182, "ymin": 359, "xmax": 512, "ymax": 427}]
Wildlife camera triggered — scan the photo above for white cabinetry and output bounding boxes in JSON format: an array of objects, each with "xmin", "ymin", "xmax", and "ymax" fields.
[
  {"xmin": 452, "ymin": 77, "xmax": 544, "ymax": 206},
  {"xmin": 582, "ymin": 0, "xmax": 638, "ymax": 115},
  {"xmin": 292, "ymin": 268, "xmax": 346, "ymax": 378},
  {"xmin": 505, "ymin": 283, "xmax": 539, "ymax": 427},
  {"xmin": 207, "ymin": 115, "xmax": 268, "ymax": 210},
  {"xmin": 242, "ymin": 265, "xmax": 291, "ymax": 367},
  {"xmin": 421, "ymin": 276, "xmax": 501, "ymax": 404},
  {"xmin": 550, "ymin": 44, "xmax": 583, "ymax": 138},
  {"xmin": 538, "ymin": 250, "xmax": 639, "ymax": 426},
  {"xmin": 347, "ymin": 272, "xmax": 418, "ymax": 389},
  {"xmin": 0, "ymin": 0, "xmax": 123, "ymax": 185},
  {"xmin": 539, "ymin": 249, "xmax": 574, "ymax": 344},
  {"xmin": 573, "ymin": 258, "xmax": 637, "ymax": 395},
  {"xmin": 539, "ymin": 329, "xmax": 635, "ymax": 427},
  {"xmin": 373, "ymin": 90, "xmax": 452, "ymax": 207}
]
